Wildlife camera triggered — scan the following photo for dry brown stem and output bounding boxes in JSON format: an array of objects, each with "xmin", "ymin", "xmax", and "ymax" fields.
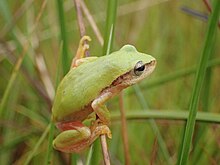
[
  {"xmin": 79, "ymin": 0, "xmax": 104, "ymax": 45},
  {"xmin": 74, "ymin": 0, "xmax": 89, "ymax": 57},
  {"xmin": 100, "ymin": 134, "xmax": 111, "ymax": 165},
  {"xmin": 119, "ymin": 92, "xmax": 131, "ymax": 165}
]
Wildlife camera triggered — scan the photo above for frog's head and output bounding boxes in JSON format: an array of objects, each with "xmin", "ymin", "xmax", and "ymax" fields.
[{"xmin": 111, "ymin": 45, "xmax": 156, "ymax": 87}]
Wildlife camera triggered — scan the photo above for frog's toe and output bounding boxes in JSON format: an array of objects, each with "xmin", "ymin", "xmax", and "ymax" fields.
[
  {"xmin": 80, "ymin": 35, "xmax": 91, "ymax": 45},
  {"xmin": 83, "ymin": 44, "xmax": 90, "ymax": 51},
  {"xmin": 107, "ymin": 131, "xmax": 112, "ymax": 139}
]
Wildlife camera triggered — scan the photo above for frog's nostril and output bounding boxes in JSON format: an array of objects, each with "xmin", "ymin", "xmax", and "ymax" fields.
[{"xmin": 149, "ymin": 60, "xmax": 156, "ymax": 65}]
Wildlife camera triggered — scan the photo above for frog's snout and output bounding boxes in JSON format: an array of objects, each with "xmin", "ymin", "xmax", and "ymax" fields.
[{"xmin": 147, "ymin": 59, "xmax": 156, "ymax": 67}]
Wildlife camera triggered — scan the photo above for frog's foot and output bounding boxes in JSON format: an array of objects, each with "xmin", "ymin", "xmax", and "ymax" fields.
[
  {"xmin": 90, "ymin": 119, "xmax": 112, "ymax": 139},
  {"xmin": 71, "ymin": 36, "xmax": 91, "ymax": 68},
  {"xmin": 53, "ymin": 120, "xmax": 111, "ymax": 153}
]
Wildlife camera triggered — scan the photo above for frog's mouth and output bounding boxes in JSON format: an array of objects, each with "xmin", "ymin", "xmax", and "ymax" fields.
[{"xmin": 111, "ymin": 60, "xmax": 156, "ymax": 87}]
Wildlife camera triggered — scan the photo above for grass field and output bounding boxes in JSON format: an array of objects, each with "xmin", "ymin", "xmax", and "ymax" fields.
[{"xmin": 0, "ymin": 0, "xmax": 219, "ymax": 164}]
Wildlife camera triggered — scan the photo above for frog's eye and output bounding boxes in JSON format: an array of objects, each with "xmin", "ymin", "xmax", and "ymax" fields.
[{"xmin": 134, "ymin": 61, "xmax": 145, "ymax": 76}]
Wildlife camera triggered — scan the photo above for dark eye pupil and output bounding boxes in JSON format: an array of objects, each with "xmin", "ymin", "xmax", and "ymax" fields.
[
  {"xmin": 134, "ymin": 61, "xmax": 145, "ymax": 76},
  {"xmin": 136, "ymin": 65, "xmax": 145, "ymax": 71}
]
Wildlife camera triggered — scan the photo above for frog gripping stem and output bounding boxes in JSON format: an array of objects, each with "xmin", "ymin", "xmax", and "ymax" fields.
[{"xmin": 71, "ymin": 36, "xmax": 91, "ymax": 68}]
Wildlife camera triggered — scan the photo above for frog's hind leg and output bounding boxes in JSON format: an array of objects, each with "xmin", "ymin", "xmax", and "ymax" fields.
[
  {"xmin": 53, "ymin": 121, "xmax": 91, "ymax": 153},
  {"xmin": 53, "ymin": 121, "xmax": 111, "ymax": 153}
]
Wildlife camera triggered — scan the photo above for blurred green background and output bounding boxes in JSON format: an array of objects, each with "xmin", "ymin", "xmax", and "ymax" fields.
[{"xmin": 0, "ymin": 0, "xmax": 219, "ymax": 164}]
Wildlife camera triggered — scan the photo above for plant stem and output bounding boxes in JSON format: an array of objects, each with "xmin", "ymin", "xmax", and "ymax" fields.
[
  {"xmin": 56, "ymin": 0, "xmax": 69, "ymax": 74},
  {"xmin": 119, "ymin": 92, "xmax": 131, "ymax": 165},
  {"xmin": 177, "ymin": 1, "xmax": 220, "ymax": 164}
]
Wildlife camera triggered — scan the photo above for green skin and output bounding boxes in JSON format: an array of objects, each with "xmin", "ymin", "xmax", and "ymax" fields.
[{"xmin": 52, "ymin": 45, "xmax": 156, "ymax": 153}]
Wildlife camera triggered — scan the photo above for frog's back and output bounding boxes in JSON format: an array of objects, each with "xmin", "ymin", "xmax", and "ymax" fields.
[{"xmin": 52, "ymin": 55, "xmax": 127, "ymax": 121}]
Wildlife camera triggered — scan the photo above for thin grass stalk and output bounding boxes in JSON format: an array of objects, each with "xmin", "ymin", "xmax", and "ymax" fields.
[
  {"xmin": 56, "ymin": 0, "xmax": 70, "ymax": 75},
  {"xmin": 111, "ymin": 111, "xmax": 220, "ymax": 124},
  {"xmin": 0, "ymin": 132, "xmax": 34, "ymax": 152},
  {"xmin": 133, "ymin": 85, "xmax": 172, "ymax": 164},
  {"xmin": 0, "ymin": 38, "xmax": 27, "ymax": 162},
  {"xmin": 24, "ymin": 124, "xmax": 50, "ymax": 165},
  {"xmin": 74, "ymin": 0, "xmax": 90, "ymax": 58},
  {"xmin": 45, "ymin": 123, "xmax": 55, "ymax": 165},
  {"xmin": 191, "ymin": 40, "xmax": 214, "ymax": 164},
  {"xmin": 0, "ymin": 86, "xmax": 20, "ymax": 163},
  {"xmin": 0, "ymin": 0, "xmax": 34, "ymax": 38},
  {"xmin": 0, "ymin": 40, "xmax": 52, "ymax": 107},
  {"xmin": 0, "ymin": 0, "xmax": 51, "ymax": 107},
  {"xmin": 0, "ymin": 0, "xmax": 26, "ymax": 98},
  {"xmin": 45, "ymin": 42, "xmax": 64, "ymax": 164},
  {"xmin": 0, "ymin": 0, "xmax": 46, "ymax": 74},
  {"xmin": 79, "ymin": 0, "xmax": 104, "ymax": 46},
  {"xmin": 51, "ymin": 0, "xmax": 72, "ymax": 163},
  {"xmin": 90, "ymin": 140, "xmax": 101, "ymax": 165},
  {"xmin": 191, "ymin": 80, "xmax": 211, "ymax": 164},
  {"xmin": 0, "ymin": 0, "xmax": 11, "ymax": 21},
  {"xmin": 16, "ymin": 105, "xmax": 48, "ymax": 126},
  {"xmin": 177, "ymin": 1, "xmax": 220, "ymax": 164},
  {"xmin": 0, "ymin": 2, "xmax": 51, "ymax": 163},
  {"xmin": 86, "ymin": 145, "xmax": 93, "ymax": 165},
  {"xmin": 0, "ymin": 0, "xmax": 33, "ymax": 79},
  {"xmin": 0, "ymin": 43, "xmax": 28, "ymax": 117},
  {"xmin": 102, "ymin": 0, "xmax": 118, "ymax": 55}
]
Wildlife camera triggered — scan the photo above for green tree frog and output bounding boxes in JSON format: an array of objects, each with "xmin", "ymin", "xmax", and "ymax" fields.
[{"xmin": 52, "ymin": 36, "xmax": 156, "ymax": 153}]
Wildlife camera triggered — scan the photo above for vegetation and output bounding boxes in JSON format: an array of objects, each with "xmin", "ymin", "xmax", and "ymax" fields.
[{"xmin": 0, "ymin": 0, "xmax": 219, "ymax": 164}]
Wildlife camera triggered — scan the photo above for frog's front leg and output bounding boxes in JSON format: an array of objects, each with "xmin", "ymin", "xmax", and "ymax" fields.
[
  {"xmin": 53, "ymin": 121, "xmax": 111, "ymax": 153},
  {"xmin": 91, "ymin": 92, "xmax": 114, "ymax": 125},
  {"xmin": 91, "ymin": 85, "xmax": 128, "ymax": 125}
]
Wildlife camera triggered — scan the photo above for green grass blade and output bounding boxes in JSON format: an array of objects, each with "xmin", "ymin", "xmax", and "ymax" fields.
[
  {"xmin": 111, "ymin": 111, "xmax": 220, "ymax": 124},
  {"xmin": 134, "ymin": 85, "xmax": 172, "ymax": 164},
  {"xmin": 24, "ymin": 124, "xmax": 50, "ymax": 165},
  {"xmin": 45, "ymin": 123, "xmax": 55, "ymax": 165},
  {"xmin": 0, "ymin": 0, "xmax": 36, "ymax": 82},
  {"xmin": 45, "ymin": 34, "xmax": 65, "ymax": 164},
  {"xmin": 0, "ymin": 0, "xmax": 11, "ymax": 21},
  {"xmin": 0, "ymin": 44, "xmax": 27, "ymax": 117},
  {"xmin": 102, "ymin": 0, "xmax": 118, "ymax": 55},
  {"xmin": 56, "ymin": 0, "xmax": 70, "ymax": 75},
  {"xmin": 86, "ymin": 145, "xmax": 93, "ymax": 165},
  {"xmin": 0, "ymin": 132, "xmax": 35, "ymax": 152},
  {"xmin": 177, "ymin": 1, "xmax": 220, "ymax": 165},
  {"xmin": 90, "ymin": 140, "xmax": 101, "ymax": 165},
  {"xmin": 191, "ymin": 39, "xmax": 214, "ymax": 164},
  {"xmin": 16, "ymin": 106, "xmax": 48, "ymax": 125}
]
